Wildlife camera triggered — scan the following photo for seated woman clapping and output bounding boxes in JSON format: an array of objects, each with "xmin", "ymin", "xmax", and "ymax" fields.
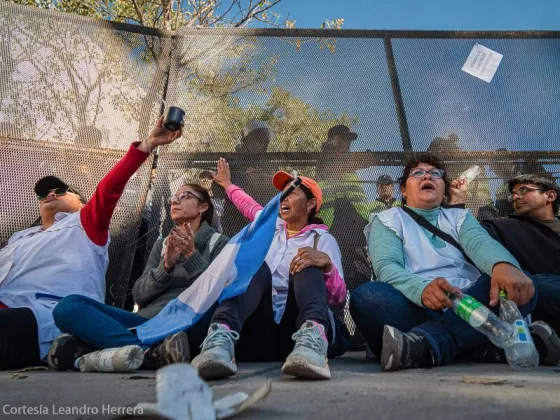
[
  {"xmin": 350, "ymin": 153, "xmax": 537, "ymax": 371},
  {"xmin": 190, "ymin": 159, "xmax": 348, "ymax": 380},
  {"xmin": 49, "ymin": 183, "xmax": 228, "ymax": 371}
]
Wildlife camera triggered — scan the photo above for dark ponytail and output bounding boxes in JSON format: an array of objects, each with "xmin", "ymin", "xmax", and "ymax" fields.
[
  {"xmin": 300, "ymin": 184, "xmax": 325, "ymax": 225},
  {"xmin": 184, "ymin": 183, "xmax": 214, "ymax": 226}
]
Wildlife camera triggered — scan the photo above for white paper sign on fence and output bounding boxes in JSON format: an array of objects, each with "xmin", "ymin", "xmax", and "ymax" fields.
[{"xmin": 461, "ymin": 43, "xmax": 503, "ymax": 83}]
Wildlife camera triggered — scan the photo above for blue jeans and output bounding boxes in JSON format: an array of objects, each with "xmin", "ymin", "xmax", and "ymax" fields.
[
  {"xmin": 349, "ymin": 274, "xmax": 539, "ymax": 366},
  {"xmin": 53, "ymin": 295, "xmax": 149, "ymax": 349},
  {"xmin": 531, "ymin": 273, "xmax": 560, "ymax": 335},
  {"xmin": 53, "ymin": 295, "xmax": 215, "ymax": 354}
]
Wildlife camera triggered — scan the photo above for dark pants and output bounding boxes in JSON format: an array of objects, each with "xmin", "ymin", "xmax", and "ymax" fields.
[
  {"xmin": 202, "ymin": 263, "xmax": 342, "ymax": 362},
  {"xmin": 531, "ymin": 274, "xmax": 560, "ymax": 335},
  {"xmin": 0, "ymin": 308, "xmax": 42, "ymax": 370},
  {"xmin": 350, "ymin": 274, "xmax": 539, "ymax": 366}
]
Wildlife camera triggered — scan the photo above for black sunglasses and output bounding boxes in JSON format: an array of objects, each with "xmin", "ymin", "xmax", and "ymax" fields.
[{"xmin": 37, "ymin": 187, "xmax": 77, "ymax": 201}]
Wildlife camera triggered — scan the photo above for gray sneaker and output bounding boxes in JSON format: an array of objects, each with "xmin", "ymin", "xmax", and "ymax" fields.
[
  {"xmin": 530, "ymin": 321, "xmax": 560, "ymax": 366},
  {"xmin": 191, "ymin": 323, "xmax": 239, "ymax": 380},
  {"xmin": 281, "ymin": 321, "xmax": 331, "ymax": 380}
]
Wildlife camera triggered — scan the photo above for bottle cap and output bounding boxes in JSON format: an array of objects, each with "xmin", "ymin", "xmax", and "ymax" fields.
[{"xmin": 499, "ymin": 290, "xmax": 508, "ymax": 299}]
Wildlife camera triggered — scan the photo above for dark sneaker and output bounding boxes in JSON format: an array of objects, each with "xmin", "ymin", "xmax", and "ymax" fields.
[
  {"xmin": 380, "ymin": 325, "xmax": 435, "ymax": 372},
  {"xmin": 143, "ymin": 331, "xmax": 190, "ymax": 370},
  {"xmin": 530, "ymin": 321, "xmax": 560, "ymax": 366},
  {"xmin": 47, "ymin": 334, "xmax": 94, "ymax": 371}
]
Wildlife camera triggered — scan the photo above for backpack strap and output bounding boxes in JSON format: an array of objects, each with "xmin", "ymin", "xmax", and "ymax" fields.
[
  {"xmin": 313, "ymin": 232, "xmax": 320, "ymax": 250},
  {"xmin": 208, "ymin": 232, "xmax": 222, "ymax": 254}
]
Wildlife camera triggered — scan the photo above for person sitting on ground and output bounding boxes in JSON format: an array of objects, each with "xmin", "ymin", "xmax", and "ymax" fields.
[
  {"xmin": 0, "ymin": 116, "xmax": 182, "ymax": 371},
  {"xmin": 49, "ymin": 183, "xmax": 228, "ymax": 371},
  {"xmin": 189, "ymin": 158, "xmax": 348, "ymax": 380},
  {"xmin": 449, "ymin": 174, "xmax": 560, "ymax": 365},
  {"xmin": 349, "ymin": 153, "xmax": 538, "ymax": 372}
]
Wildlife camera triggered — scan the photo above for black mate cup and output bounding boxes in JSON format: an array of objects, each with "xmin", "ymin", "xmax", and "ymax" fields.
[{"xmin": 163, "ymin": 106, "xmax": 185, "ymax": 131}]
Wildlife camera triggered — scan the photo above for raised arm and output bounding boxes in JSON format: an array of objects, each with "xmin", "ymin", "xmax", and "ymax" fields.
[
  {"xmin": 81, "ymin": 116, "xmax": 182, "ymax": 246},
  {"xmin": 211, "ymin": 158, "xmax": 263, "ymax": 222}
]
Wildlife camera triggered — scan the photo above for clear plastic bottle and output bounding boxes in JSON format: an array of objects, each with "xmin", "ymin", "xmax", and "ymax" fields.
[
  {"xmin": 499, "ymin": 290, "xmax": 539, "ymax": 370},
  {"xmin": 76, "ymin": 345, "xmax": 144, "ymax": 373},
  {"xmin": 449, "ymin": 293, "xmax": 516, "ymax": 348},
  {"xmin": 459, "ymin": 165, "xmax": 481, "ymax": 184}
]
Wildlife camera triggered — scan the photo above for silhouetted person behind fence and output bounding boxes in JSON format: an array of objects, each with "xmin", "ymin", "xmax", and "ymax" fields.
[
  {"xmin": 216, "ymin": 120, "xmax": 277, "ymax": 238},
  {"xmin": 317, "ymin": 125, "xmax": 371, "ymax": 291}
]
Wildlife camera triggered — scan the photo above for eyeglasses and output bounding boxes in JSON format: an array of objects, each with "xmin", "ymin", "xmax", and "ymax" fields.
[
  {"xmin": 408, "ymin": 168, "xmax": 445, "ymax": 180},
  {"xmin": 169, "ymin": 191, "xmax": 204, "ymax": 204},
  {"xmin": 37, "ymin": 187, "xmax": 75, "ymax": 201},
  {"xmin": 508, "ymin": 186, "xmax": 544, "ymax": 202}
]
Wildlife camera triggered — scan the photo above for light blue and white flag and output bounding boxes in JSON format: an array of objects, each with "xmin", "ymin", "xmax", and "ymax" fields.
[{"xmin": 136, "ymin": 193, "xmax": 281, "ymax": 345}]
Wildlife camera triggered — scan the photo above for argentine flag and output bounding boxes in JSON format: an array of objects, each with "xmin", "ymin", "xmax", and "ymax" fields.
[{"xmin": 136, "ymin": 193, "xmax": 282, "ymax": 344}]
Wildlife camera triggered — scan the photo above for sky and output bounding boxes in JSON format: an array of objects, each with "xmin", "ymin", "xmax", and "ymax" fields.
[{"xmin": 274, "ymin": 0, "xmax": 560, "ymax": 30}]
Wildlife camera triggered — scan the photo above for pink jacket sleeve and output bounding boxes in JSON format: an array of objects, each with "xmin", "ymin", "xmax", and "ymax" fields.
[
  {"xmin": 225, "ymin": 185, "xmax": 263, "ymax": 222},
  {"xmin": 324, "ymin": 266, "xmax": 346, "ymax": 307}
]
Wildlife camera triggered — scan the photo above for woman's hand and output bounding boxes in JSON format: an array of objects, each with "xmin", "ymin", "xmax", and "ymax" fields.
[
  {"xmin": 421, "ymin": 277, "xmax": 457, "ymax": 311},
  {"xmin": 290, "ymin": 247, "xmax": 333, "ymax": 275},
  {"xmin": 449, "ymin": 178, "xmax": 467, "ymax": 205},
  {"xmin": 169, "ymin": 223, "xmax": 195, "ymax": 259},
  {"xmin": 163, "ymin": 235, "xmax": 182, "ymax": 272},
  {"xmin": 210, "ymin": 158, "xmax": 232, "ymax": 190},
  {"xmin": 138, "ymin": 115, "xmax": 182, "ymax": 153}
]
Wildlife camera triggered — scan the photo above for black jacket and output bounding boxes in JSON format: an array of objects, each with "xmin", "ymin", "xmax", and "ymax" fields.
[{"xmin": 481, "ymin": 215, "xmax": 560, "ymax": 275}]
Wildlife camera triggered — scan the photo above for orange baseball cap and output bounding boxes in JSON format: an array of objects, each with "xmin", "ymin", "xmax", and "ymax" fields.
[{"xmin": 272, "ymin": 171, "xmax": 323, "ymax": 211}]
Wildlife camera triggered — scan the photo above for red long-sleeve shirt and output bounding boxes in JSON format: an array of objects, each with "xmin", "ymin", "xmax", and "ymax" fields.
[
  {"xmin": 80, "ymin": 142, "xmax": 150, "ymax": 246},
  {"xmin": 0, "ymin": 143, "xmax": 150, "ymax": 311}
]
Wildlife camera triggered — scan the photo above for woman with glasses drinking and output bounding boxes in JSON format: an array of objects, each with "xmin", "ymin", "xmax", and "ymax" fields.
[
  {"xmin": 350, "ymin": 153, "xmax": 537, "ymax": 372},
  {"xmin": 0, "ymin": 116, "xmax": 183, "ymax": 370},
  {"xmin": 48, "ymin": 183, "xmax": 228, "ymax": 371}
]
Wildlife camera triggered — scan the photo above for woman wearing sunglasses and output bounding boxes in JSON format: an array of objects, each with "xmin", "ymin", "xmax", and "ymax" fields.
[
  {"xmin": 350, "ymin": 153, "xmax": 537, "ymax": 372},
  {"xmin": 0, "ymin": 117, "xmax": 182, "ymax": 370},
  {"xmin": 48, "ymin": 183, "xmax": 229, "ymax": 371}
]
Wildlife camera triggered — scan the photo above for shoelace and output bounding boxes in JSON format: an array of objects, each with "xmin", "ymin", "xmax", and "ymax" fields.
[
  {"xmin": 406, "ymin": 332, "xmax": 435, "ymax": 369},
  {"xmin": 201, "ymin": 327, "xmax": 240, "ymax": 352},
  {"xmin": 291, "ymin": 324, "xmax": 325, "ymax": 352}
]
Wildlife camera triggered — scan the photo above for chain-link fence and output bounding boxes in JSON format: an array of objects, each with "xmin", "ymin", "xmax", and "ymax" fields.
[{"xmin": 2, "ymin": 3, "xmax": 559, "ymax": 336}]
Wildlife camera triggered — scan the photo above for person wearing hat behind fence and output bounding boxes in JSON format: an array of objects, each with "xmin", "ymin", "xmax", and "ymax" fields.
[
  {"xmin": 189, "ymin": 158, "xmax": 348, "ymax": 380},
  {"xmin": 349, "ymin": 153, "xmax": 538, "ymax": 371},
  {"xmin": 0, "ymin": 116, "xmax": 182, "ymax": 370},
  {"xmin": 48, "ymin": 183, "xmax": 229, "ymax": 371},
  {"xmin": 317, "ymin": 125, "xmax": 372, "ymax": 291},
  {"xmin": 214, "ymin": 120, "xmax": 277, "ymax": 238},
  {"xmin": 369, "ymin": 175, "xmax": 401, "ymax": 218}
]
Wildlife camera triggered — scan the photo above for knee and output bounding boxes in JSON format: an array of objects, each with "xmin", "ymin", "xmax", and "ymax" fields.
[
  {"xmin": 53, "ymin": 295, "xmax": 88, "ymax": 329},
  {"xmin": 349, "ymin": 282, "xmax": 394, "ymax": 321},
  {"xmin": 254, "ymin": 262, "xmax": 272, "ymax": 280},
  {"xmin": 291, "ymin": 266, "xmax": 323, "ymax": 283}
]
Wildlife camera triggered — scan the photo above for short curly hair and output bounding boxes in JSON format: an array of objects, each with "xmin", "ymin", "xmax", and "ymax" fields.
[
  {"xmin": 508, "ymin": 174, "xmax": 560, "ymax": 214},
  {"xmin": 398, "ymin": 153, "xmax": 451, "ymax": 205}
]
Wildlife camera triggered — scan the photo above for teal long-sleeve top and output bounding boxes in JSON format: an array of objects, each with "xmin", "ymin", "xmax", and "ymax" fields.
[{"xmin": 368, "ymin": 206, "xmax": 520, "ymax": 306}]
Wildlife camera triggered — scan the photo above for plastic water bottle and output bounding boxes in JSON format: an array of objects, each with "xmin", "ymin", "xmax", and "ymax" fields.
[
  {"xmin": 459, "ymin": 165, "xmax": 481, "ymax": 184},
  {"xmin": 76, "ymin": 345, "xmax": 144, "ymax": 373},
  {"xmin": 499, "ymin": 290, "xmax": 539, "ymax": 370},
  {"xmin": 449, "ymin": 293, "xmax": 515, "ymax": 348}
]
